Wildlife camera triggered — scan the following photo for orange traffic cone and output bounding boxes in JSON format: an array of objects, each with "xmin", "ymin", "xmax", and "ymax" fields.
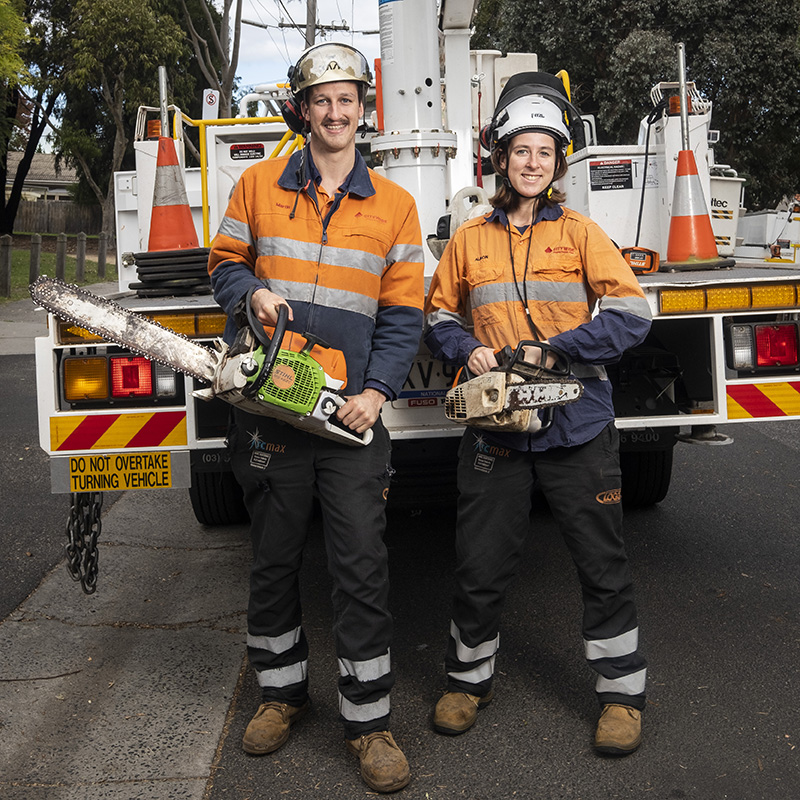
[
  {"xmin": 148, "ymin": 136, "xmax": 199, "ymax": 252},
  {"xmin": 665, "ymin": 150, "xmax": 723, "ymax": 267}
]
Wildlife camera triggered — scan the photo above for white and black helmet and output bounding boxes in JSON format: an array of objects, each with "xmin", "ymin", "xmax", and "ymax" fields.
[
  {"xmin": 491, "ymin": 95, "xmax": 571, "ymax": 151},
  {"xmin": 480, "ymin": 72, "xmax": 582, "ymax": 155}
]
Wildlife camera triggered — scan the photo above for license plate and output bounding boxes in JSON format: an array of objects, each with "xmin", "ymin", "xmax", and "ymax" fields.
[
  {"xmin": 68, "ymin": 451, "xmax": 172, "ymax": 492},
  {"xmin": 396, "ymin": 356, "xmax": 458, "ymax": 408}
]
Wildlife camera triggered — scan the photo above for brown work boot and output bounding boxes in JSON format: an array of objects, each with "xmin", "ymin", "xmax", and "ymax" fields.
[
  {"xmin": 242, "ymin": 699, "xmax": 310, "ymax": 755},
  {"xmin": 594, "ymin": 703, "xmax": 642, "ymax": 755},
  {"xmin": 346, "ymin": 731, "xmax": 410, "ymax": 793},
  {"xmin": 433, "ymin": 689, "xmax": 494, "ymax": 735}
]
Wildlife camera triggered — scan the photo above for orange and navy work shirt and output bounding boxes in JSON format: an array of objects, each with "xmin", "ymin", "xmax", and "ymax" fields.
[
  {"xmin": 424, "ymin": 205, "xmax": 653, "ymax": 451},
  {"xmin": 208, "ymin": 149, "xmax": 424, "ymax": 398}
]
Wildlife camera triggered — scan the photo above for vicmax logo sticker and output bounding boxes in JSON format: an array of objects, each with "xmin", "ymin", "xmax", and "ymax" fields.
[{"xmin": 596, "ymin": 488, "xmax": 621, "ymax": 505}]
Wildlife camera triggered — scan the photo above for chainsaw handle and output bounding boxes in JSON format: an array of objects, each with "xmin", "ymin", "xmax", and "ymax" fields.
[
  {"xmin": 243, "ymin": 290, "xmax": 289, "ymax": 398},
  {"xmin": 502, "ymin": 340, "xmax": 572, "ymax": 378}
]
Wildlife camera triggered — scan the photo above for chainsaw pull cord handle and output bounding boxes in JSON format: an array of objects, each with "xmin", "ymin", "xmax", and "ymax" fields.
[{"xmin": 242, "ymin": 286, "xmax": 289, "ymax": 398}]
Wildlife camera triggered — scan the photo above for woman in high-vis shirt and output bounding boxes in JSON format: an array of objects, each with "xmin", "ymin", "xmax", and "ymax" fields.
[{"xmin": 424, "ymin": 72, "xmax": 652, "ymax": 757}]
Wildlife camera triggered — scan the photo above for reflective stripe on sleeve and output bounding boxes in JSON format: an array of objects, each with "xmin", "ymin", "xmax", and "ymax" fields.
[
  {"xmin": 584, "ymin": 627, "xmax": 639, "ymax": 661},
  {"xmin": 599, "ymin": 295, "xmax": 653, "ymax": 321},
  {"xmin": 338, "ymin": 650, "xmax": 392, "ymax": 682},
  {"xmin": 218, "ymin": 216, "xmax": 254, "ymax": 248},
  {"xmin": 256, "ymin": 659, "xmax": 308, "ymax": 688},
  {"xmin": 426, "ymin": 308, "xmax": 469, "ymax": 329},
  {"xmin": 387, "ymin": 242, "xmax": 425, "ymax": 265},
  {"xmin": 247, "ymin": 626, "xmax": 302, "ymax": 655}
]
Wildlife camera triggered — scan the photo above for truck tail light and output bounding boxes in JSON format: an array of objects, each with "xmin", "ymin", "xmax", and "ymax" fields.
[
  {"xmin": 154, "ymin": 363, "xmax": 179, "ymax": 397},
  {"xmin": 64, "ymin": 357, "xmax": 109, "ymax": 401},
  {"xmin": 728, "ymin": 323, "xmax": 799, "ymax": 370},
  {"xmin": 110, "ymin": 356, "xmax": 152, "ymax": 397},
  {"xmin": 755, "ymin": 324, "xmax": 799, "ymax": 367}
]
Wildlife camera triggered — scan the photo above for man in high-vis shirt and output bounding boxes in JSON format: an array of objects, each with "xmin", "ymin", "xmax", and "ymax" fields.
[
  {"xmin": 424, "ymin": 73, "xmax": 652, "ymax": 756},
  {"xmin": 208, "ymin": 43, "xmax": 423, "ymax": 793}
]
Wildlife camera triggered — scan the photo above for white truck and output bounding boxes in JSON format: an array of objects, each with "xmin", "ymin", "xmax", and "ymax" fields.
[{"xmin": 33, "ymin": 0, "xmax": 800, "ymax": 574}]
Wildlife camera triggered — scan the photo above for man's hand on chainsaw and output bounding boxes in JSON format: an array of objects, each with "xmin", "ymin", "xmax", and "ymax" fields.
[
  {"xmin": 467, "ymin": 346, "xmax": 499, "ymax": 375},
  {"xmin": 250, "ymin": 287, "xmax": 294, "ymax": 325},
  {"xmin": 337, "ymin": 388, "xmax": 387, "ymax": 434}
]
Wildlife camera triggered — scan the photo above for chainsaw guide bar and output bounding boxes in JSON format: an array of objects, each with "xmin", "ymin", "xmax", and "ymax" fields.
[{"xmin": 30, "ymin": 276, "xmax": 221, "ymax": 384}]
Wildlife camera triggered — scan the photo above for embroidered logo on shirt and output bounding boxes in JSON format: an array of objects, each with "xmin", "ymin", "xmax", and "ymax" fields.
[
  {"xmin": 354, "ymin": 211, "xmax": 387, "ymax": 224},
  {"xmin": 544, "ymin": 246, "xmax": 577, "ymax": 255},
  {"xmin": 596, "ymin": 488, "xmax": 622, "ymax": 505},
  {"xmin": 475, "ymin": 254, "xmax": 489, "ymax": 261}
]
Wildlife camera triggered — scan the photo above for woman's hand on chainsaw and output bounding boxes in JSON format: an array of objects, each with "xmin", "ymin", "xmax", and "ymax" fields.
[
  {"xmin": 337, "ymin": 388, "xmax": 387, "ymax": 434},
  {"xmin": 467, "ymin": 346, "xmax": 499, "ymax": 375},
  {"xmin": 522, "ymin": 341, "xmax": 557, "ymax": 370},
  {"xmin": 250, "ymin": 287, "xmax": 294, "ymax": 324}
]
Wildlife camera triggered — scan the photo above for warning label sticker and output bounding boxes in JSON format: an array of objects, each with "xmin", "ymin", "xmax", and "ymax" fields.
[
  {"xmin": 68, "ymin": 452, "xmax": 172, "ymax": 492},
  {"xmin": 590, "ymin": 159, "xmax": 634, "ymax": 191},
  {"xmin": 230, "ymin": 143, "xmax": 265, "ymax": 161},
  {"xmin": 589, "ymin": 157, "xmax": 660, "ymax": 191}
]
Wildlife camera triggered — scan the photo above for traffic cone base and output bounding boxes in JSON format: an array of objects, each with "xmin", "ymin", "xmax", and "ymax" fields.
[{"xmin": 148, "ymin": 137, "xmax": 200, "ymax": 252}]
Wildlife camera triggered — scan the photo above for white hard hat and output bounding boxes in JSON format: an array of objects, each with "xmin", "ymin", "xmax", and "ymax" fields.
[
  {"xmin": 491, "ymin": 95, "xmax": 571, "ymax": 152},
  {"xmin": 289, "ymin": 42, "xmax": 372, "ymax": 95}
]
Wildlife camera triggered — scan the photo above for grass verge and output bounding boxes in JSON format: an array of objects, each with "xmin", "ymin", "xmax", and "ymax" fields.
[{"xmin": 1, "ymin": 249, "xmax": 118, "ymax": 304}]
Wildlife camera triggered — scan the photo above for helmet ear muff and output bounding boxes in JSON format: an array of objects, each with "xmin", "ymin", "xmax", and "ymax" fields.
[
  {"xmin": 479, "ymin": 123, "xmax": 493, "ymax": 153},
  {"xmin": 281, "ymin": 95, "xmax": 306, "ymax": 135}
]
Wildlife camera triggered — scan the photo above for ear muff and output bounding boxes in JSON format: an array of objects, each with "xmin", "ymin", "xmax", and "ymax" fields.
[
  {"xmin": 281, "ymin": 95, "xmax": 306, "ymax": 135},
  {"xmin": 479, "ymin": 123, "xmax": 493, "ymax": 153}
]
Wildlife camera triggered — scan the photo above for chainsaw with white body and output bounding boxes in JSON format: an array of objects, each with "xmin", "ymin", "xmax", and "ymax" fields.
[
  {"xmin": 444, "ymin": 341, "xmax": 584, "ymax": 433},
  {"xmin": 30, "ymin": 277, "xmax": 371, "ymax": 446}
]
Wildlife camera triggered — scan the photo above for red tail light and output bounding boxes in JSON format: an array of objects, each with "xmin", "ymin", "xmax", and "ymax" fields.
[
  {"xmin": 755, "ymin": 324, "xmax": 799, "ymax": 367},
  {"xmin": 110, "ymin": 356, "xmax": 153, "ymax": 397}
]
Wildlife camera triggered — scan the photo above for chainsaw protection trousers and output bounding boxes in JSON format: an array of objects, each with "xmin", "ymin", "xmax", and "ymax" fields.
[
  {"xmin": 228, "ymin": 408, "xmax": 395, "ymax": 738},
  {"xmin": 445, "ymin": 423, "xmax": 647, "ymax": 710}
]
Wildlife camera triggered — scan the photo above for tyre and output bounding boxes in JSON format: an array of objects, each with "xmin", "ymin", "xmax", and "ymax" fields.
[
  {"xmin": 188, "ymin": 470, "xmax": 249, "ymax": 526},
  {"xmin": 620, "ymin": 447, "xmax": 673, "ymax": 508}
]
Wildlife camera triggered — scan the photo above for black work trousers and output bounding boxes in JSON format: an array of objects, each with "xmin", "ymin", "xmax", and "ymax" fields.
[
  {"xmin": 228, "ymin": 408, "xmax": 395, "ymax": 738},
  {"xmin": 445, "ymin": 423, "xmax": 647, "ymax": 711}
]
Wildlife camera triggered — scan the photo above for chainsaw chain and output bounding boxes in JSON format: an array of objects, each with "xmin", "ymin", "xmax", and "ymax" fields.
[
  {"xmin": 30, "ymin": 276, "xmax": 214, "ymax": 383},
  {"xmin": 504, "ymin": 373, "xmax": 585, "ymax": 408},
  {"xmin": 65, "ymin": 492, "xmax": 103, "ymax": 595}
]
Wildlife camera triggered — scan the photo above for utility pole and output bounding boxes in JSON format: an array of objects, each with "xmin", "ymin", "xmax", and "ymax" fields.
[{"xmin": 305, "ymin": 0, "xmax": 317, "ymax": 47}]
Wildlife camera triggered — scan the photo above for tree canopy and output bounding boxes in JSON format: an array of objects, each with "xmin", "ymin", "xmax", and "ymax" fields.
[
  {"xmin": 473, "ymin": 0, "xmax": 800, "ymax": 209},
  {"xmin": 1, "ymin": 0, "xmax": 238, "ymax": 237}
]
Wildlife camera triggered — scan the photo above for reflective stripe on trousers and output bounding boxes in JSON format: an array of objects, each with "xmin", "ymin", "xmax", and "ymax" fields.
[
  {"xmin": 445, "ymin": 424, "xmax": 647, "ymax": 709},
  {"xmin": 229, "ymin": 409, "xmax": 396, "ymax": 736}
]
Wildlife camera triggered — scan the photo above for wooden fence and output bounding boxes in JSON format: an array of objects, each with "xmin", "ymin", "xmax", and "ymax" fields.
[
  {"xmin": 0, "ymin": 232, "xmax": 111, "ymax": 297},
  {"xmin": 14, "ymin": 199, "xmax": 102, "ymax": 236}
]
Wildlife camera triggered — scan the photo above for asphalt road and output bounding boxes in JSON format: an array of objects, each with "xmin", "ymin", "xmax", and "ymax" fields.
[{"xmin": 2, "ymin": 351, "xmax": 799, "ymax": 799}]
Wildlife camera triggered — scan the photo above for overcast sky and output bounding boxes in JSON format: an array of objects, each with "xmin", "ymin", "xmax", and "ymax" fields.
[{"xmin": 237, "ymin": 0, "xmax": 381, "ymax": 102}]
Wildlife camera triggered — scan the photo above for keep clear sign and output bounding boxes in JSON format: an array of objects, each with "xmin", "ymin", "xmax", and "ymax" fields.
[{"xmin": 69, "ymin": 452, "xmax": 172, "ymax": 492}]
